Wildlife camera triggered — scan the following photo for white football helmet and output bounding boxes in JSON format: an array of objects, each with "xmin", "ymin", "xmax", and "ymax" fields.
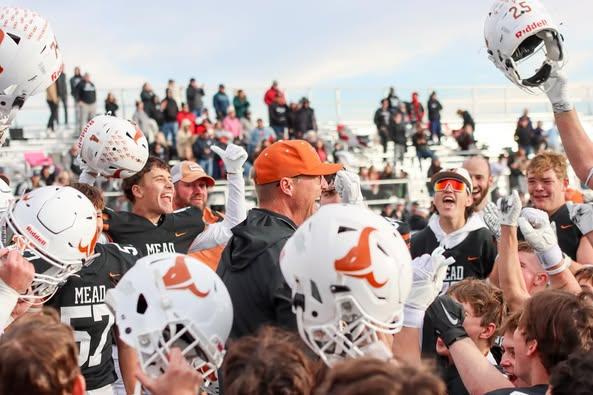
[
  {"xmin": 1, "ymin": 186, "xmax": 98, "ymax": 301},
  {"xmin": 106, "ymin": 253, "xmax": 233, "ymax": 394},
  {"xmin": 77, "ymin": 114, "xmax": 149, "ymax": 178},
  {"xmin": 280, "ymin": 204, "xmax": 413, "ymax": 366},
  {"xmin": 0, "ymin": 7, "xmax": 63, "ymax": 140},
  {"xmin": 484, "ymin": 0, "xmax": 565, "ymax": 93}
]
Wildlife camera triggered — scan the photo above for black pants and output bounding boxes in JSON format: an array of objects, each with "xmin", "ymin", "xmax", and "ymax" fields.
[
  {"xmin": 47, "ymin": 101, "xmax": 58, "ymax": 130},
  {"xmin": 60, "ymin": 97, "xmax": 68, "ymax": 124},
  {"xmin": 379, "ymin": 128, "xmax": 388, "ymax": 153}
]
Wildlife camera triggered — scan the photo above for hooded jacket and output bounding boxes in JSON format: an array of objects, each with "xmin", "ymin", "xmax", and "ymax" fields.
[{"xmin": 217, "ymin": 208, "xmax": 298, "ymax": 338}]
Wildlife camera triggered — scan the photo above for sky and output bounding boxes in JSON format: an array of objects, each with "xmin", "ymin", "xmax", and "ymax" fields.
[{"xmin": 8, "ymin": 0, "xmax": 593, "ymax": 124}]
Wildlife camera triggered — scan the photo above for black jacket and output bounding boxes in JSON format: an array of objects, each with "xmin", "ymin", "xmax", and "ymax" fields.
[
  {"xmin": 427, "ymin": 98, "xmax": 442, "ymax": 121},
  {"xmin": 75, "ymin": 81, "xmax": 96, "ymax": 104},
  {"xmin": 217, "ymin": 208, "xmax": 297, "ymax": 339},
  {"xmin": 269, "ymin": 103, "xmax": 289, "ymax": 127},
  {"xmin": 388, "ymin": 120, "xmax": 407, "ymax": 145},
  {"xmin": 294, "ymin": 107, "xmax": 317, "ymax": 133}
]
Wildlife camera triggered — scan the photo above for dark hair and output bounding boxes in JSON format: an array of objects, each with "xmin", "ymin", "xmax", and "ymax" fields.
[
  {"xmin": 222, "ymin": 326, "xmax": 316, "ymax": 395},
  {"xmin": 122, "ymin": 156, "xmax": 170, "ymax": 203},
  {"xmin": 71, "ymin": 182, "xmax": 105, "ymax": 210},
  {"xmin": 315, "ymin": 358, "xmax": 446, "ymax": 395},
  {"xmin": 0, "ymin": 308, "xmax": 80, "ymax": 395},
  {"xmin": 519, "ymin": 290, "xmax": 593, "ymax": 373},
  {"xmin": 549, "ymin": 351, "xmax": 593, "ymax": 395}
]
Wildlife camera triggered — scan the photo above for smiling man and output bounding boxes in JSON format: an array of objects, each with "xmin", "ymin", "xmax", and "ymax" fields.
[
  {"xmin": 522, "ymin": 152, "xmax": 593, "ymax": 268},
  {"xmin": 463, "ymin": 155, "xmax": 494, "ymax": 213},
  {"xmin": 217, "ymin": 139, "xmax": 342, "ymax": 338},
  {"xmin": 103, "ymin": 144, "xmax": 247, "ymax": 256}
]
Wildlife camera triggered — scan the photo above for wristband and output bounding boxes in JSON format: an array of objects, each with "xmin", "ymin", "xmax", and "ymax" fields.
[
  {"xmin": 403, "ymin": 306, "xmax": 425, "ymax": 329},
  {"xmin": 546, "ymin": 255, "xmax": 571, "ymax": 276}
]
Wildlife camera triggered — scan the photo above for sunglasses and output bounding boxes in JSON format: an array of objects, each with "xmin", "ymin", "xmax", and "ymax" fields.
[{"xmin": 434, "ymin": 179, "xmax": 466, "ymax": 193}]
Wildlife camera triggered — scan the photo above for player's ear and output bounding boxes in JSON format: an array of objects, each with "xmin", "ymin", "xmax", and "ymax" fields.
[{"xmin": 132, "ymin": 184, "xmax": 143, "ymax": 200}]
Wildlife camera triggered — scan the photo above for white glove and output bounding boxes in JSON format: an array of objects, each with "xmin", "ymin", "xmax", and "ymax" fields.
[
  {"xmin": 334, "ymin": 170, "xmax": 365, "ymax": 206},
  {"xmin": 0, "ymin": 107, "xmax": 18, "ymax": 146},
  {"xmin": 518, "ymin": 210, "xmax": 563, "ymax": 270},
  {"xmin": 211, "ymin": 143, "xmax": 248, "ymax": 174},
  {"xmin": 497, "ymin": 190, "xmax": 522, "ymax": 226},
  {"xmin": 483, "ymin": 202, "xmax": 501, "ymax": 239},
  {"xmin": 543, "ymin": 71, "xmax": 573, "ymax": 113},
  {"xmin": 404, "ymin": 247, "xmax": 455, "ymax": 328},
  {"xmin": 567, "ymin": 202, "xmax": 593, "ymax": 236}
]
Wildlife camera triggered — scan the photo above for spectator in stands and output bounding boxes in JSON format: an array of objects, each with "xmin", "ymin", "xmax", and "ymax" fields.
[
  {"xmin": 233, "ymin": 89, "xmax": 250, "ymax": 120},
  {"xmin": 379, "ymin": 162, "xmax": 396, "ymax": 196},
  {"xmin": 223, "ymin": 107, "xmax": 243, "ymax": 140},
  {"xmin": 56, "ymin": 71, "xmax": 68, "ymax": 125},
  {"xmin": 176, "ymin": 103, "xmax": 196, "ymax": 134},
  {"xmin": 193, "ymin": 128, "xmax": 216, "ymax": 176},
  {"xmin": 269, "ymin": 95, "xmax": 289, "ymax": 140},
  {"xmin": 409, "ymin": 92, "xmax": 425, "ymax": 126},
  {"xmin": 248, "ymin": 118, "xmax": 275, "ymax": 155},
  {"xmin": 217, "ymin": 140, "xmax": 340, "ymax": 338},
  {"xmin": 75, "ymin": 73, "xmax": 97, "ymax": 132},
  {"xmin": 409, "ymin": 201, "xmax": 428, "ymax": 231},
  {"xmin": 149, "ymin": 132, "xmax": 172, "ymax": 163},
  {"xmin": 40, "ymin": 165, "xmax": 56, "ymax": 186},
  {"xmin": 455, "ymin": 124, "xmax": 476, "ymax": 151},
  {"xmin": 166, "ymin": 79, "xmax": 182, "ymax": 106},
  {"xmin": 427, "ymin": 91, "xmax": 443, "ymax": 144},
  {"xmin": 161, "ymin": 88, "xmax": 179, "ymax": 148},
  {"xmin": 186, "ymin": 78, "xmax": 205, "ymax": 116},
  {"xmin": 515, "ymin": 117, "xmax": 534, "ymax": 155},
  {"xmin": 70, "ymin": 66, "xmax": 83, "ymax": 132},
  {"xmin": 0, "ymin": 309, "xmax": 86, "ymax": 395},
  {"xmin": 532, "ymin": 120, "xmax": 546, "ymax": 153},
  {"xmin": 140, "ymin": 82, "xmax": 156, "ymax": 119},
  {"xmin": 508, "ymin": 147, "xmax": 529, "ymax": 197},
  {"xmin": 412, "ymin": 123, "xmax": 434, "ymax": 165},
  {"xmin": 104, "ymin": 92, "xmax": 118, "ymax": 116},
  {"xmin": 457, "ymin": 109, "xmax": 475, "ymax": 131},
  {"xmin": 286, "ymin": 101, "xmax": 299, "ymax": 138},
  {"xmin": 15, "ymin": 168, "xmax": 45, "ymax": 196},
  {"xmin": 427, "ymin": 157, "xmax": 443, "ymax": 196},
  {"xmin": 293, "ymin": 98, "xmax": 318, "ymax": 140},
  {"xmin": 150, "ymin": 95, "xmax": 165, "ymax": 127},
  {"xmin": 545, "ymin": 121, "xmax": 561, "ymax": 152},
  {"xmin": 518, "ymin": 108, "xmax": 533, "ymax": 130},
  {"xmin": 55, "ymin": 171, "xmax": 71, "ymax": 187},
  {"xmin": 263, "ymin": 80, "xmax": 282, "ymax": 107},
  {"xmin": 46, "ymin": 82, "xmax": 59, "ymax": 134},
  {"xmin": 386, "ymin": 86, "xmax": 401, "ymax": 110},
  {"xmin": 314, "ymin": 139, "xmax": 328, "ymax": 163},
  {"xmin": 213, "ymin": 84, "xmax": 230, "ymax": 121},
  {"xmin": 389, "ymin": 111, "xmax": 407, "ymax": 169},
  {"xmin": 374, "ymin": 99, "xmax": 391, "ymax": 153},
  {"xmin": 132, "ymin": 101, "xmax": 154, "ymax": 142},
  {"xmin": 177, "ymin": 119, "xmax": 195, "ymax": 160},
  {"xmin": 68, "ymin": 144, "xmax": 82, "ymax": 176}
]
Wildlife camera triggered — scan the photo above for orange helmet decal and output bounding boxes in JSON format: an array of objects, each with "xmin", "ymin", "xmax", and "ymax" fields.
[
  {"xmin": 334, "ymin": 227, "xmax": 388, "ymax": 288},
  {"xmin": 162, "ymin": 255, "xmax": 210, "ymax": 298}
]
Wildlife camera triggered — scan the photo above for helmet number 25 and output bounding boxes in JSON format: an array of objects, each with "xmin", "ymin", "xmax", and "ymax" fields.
[
  {"xmin": 60, "ymin": 304, "xmax": 114, "ymax": 368},
  {"xmin": 509, "ymin": 1, "xmax": 532, "ymax": 19}
]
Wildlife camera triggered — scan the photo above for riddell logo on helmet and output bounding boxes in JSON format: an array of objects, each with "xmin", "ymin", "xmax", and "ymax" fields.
[
  {"xmin": 515, "ymin": 19, "xmax": 548, "ymax": 38},
  {"xmin": 77, "ymin": 119, "xmax": 95, "ymax": 149},
  {"xmin": 25, "ymin": 225, "xmax": 48, "ymax": 247}
]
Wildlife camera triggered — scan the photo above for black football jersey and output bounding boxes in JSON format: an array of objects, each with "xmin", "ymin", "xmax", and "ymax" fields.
[
  {"xmin": 102, "ymin": 206, "xmax": 206, "ymax": 255},
  {"xmin": 485, "ymin": 384, "xmax": 548, "ymax": 395},
  {"xmin": 518, "ymin": 204, "xmax": 582, "ymax": 261},
  {"xmin": 46, "ymin": 243, "xmax": 140, "ymax": 390}
]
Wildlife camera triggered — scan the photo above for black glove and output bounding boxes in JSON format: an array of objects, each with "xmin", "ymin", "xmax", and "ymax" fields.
[{"xmin": 425, "ymin": 295, "xmax": 468, "ymax": 347}]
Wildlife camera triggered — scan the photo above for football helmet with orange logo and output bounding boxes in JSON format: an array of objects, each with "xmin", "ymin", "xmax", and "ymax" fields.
[
  {"xmin": 1, "ymin": 186, "xmax": 98, "ymax": 301},
  {"xmin": 280, "ymin": 204, "xmax": 413, "ymax": 366},
  {"xmin": 105, "ymin": 253, "xmax": 233, "ymax": 394},
  {"xmin": 77, "ymin": 114, "xmax": 149, "ymax": 181},
  {"xmin": 0, "ymin": 7, "xmax": 63, "ymax": 142},
  {"xmin": 484, "ymin": 0, "xmax": 565, "ymax": 93}
]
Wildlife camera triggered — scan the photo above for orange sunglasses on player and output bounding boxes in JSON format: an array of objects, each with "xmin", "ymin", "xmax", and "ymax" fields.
[{"xmin": 434, "ymin": 179, "xmax": 466, "ymax": 192}]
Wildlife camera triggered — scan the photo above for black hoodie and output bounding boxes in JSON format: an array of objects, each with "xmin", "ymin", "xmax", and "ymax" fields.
[{"xmin": 217, "ymin": 208, "xmax": 298, "ymax": 339}]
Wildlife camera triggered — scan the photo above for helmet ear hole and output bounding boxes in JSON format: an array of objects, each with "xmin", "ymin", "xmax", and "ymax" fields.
[{"xmin": 136, "ymin": 293, "xmax": 148, "ymax": 314}]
